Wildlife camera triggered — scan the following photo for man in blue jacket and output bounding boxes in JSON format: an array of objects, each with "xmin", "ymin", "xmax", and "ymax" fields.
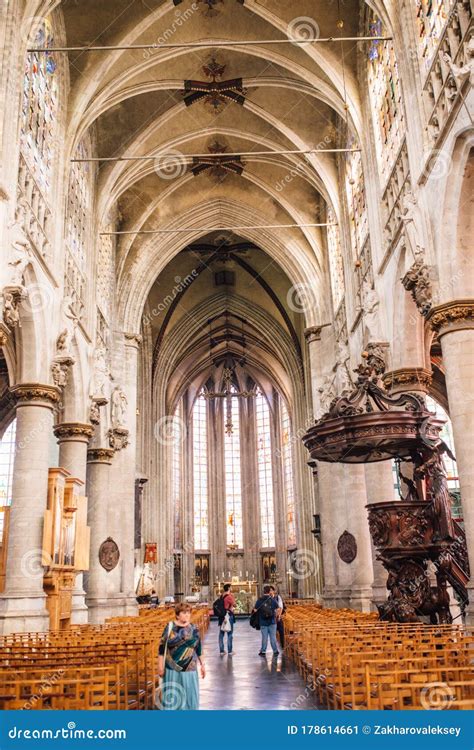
[{"xmin": 252, "ymin": 585, "xmax": 281, "ymax": 657}]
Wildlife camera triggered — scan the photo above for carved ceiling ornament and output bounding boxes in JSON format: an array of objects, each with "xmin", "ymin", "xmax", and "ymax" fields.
[
  {"xmin": 337, "ymin": 531, "xmax": 357, "ymax": 564},
  {"xmin": 99, "ymin": 537, "xmax": 120, "ymax": 572}
]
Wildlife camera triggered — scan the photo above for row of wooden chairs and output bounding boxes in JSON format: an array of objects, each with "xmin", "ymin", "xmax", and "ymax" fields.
[
  {"xmin": 0, "ymin": 607, "xmax": 209, "ymax": 710},
  {"xmin": 284, "ymin": 604, "xmax": 474, "ymax": 710}
]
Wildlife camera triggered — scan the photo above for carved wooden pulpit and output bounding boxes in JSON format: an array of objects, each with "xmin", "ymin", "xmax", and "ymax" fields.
[{"xmin": 42, "ymin": 468, "xmax": 90, "ymax": 629}]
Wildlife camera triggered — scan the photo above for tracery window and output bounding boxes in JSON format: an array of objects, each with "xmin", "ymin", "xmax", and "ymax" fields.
[
  {"xmin": 193, "ymin": 394, "xmax": 209, "ymax": 550},
  {"xmin": 172, "ymin": 406, "xmax": 183, "ymax": 551},
  {"xmin": 224, "ymin": 392, "xmax": 243, "ymax": 549},
  {"xmin": 345, "ymin": 137, "xmax": 369, "ymax": 259},
  {"xmin": 65, "ymin": 137, "xmax": 93, "ymax": 319},
  {"xmin": 20, "ymin": 19, "xmax": 58, "ymax": 200},
  {"xmin": 281, "ymin": 401, "xmax": 296, "ymax": 547},
  {"xmin": 367, "ymin": 12, "xmax": 404, "ymax": 184},
  {"xmin": 256, "ymin": 391, "xmax": 275, "ymax": 548},
  {"xmin": 415, "ymin": 1, "xmax": 454, "ymax": 79},
  {"xmin": 0, "ymin": 420, "xmax": 16, "ymax": 545},
  {"xmin": 327, "ymin": 207, "xmax": 345, "ymax": 311}
]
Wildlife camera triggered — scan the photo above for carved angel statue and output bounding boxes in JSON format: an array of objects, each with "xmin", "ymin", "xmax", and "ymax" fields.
[
  {"xmin": 317, "ymin": 374, "xmax": 336, "ymax": 416},
  {"xmin": 92, "ymin": 345, "xmax": 109, "ymax": 397},
  {"xmin": 7, "ymin": 204, "xmax": 31, "ymax": 287},
  {"xmin": 358, "ymin": 279, "xmax": 382, "ymax": 341},
  {"xmin": 334, "ymin": 340, "xmax": 353, "ymax": 392},
  {"xmin": 57, "ymin": 295, "xmax": 79, "ymax": 354},
  {"xmin": 442, "ymin": 37, "xmax": 474, "ymax": 90},
  {"xmin": 3, "ymin": 291, "xmax": 20, "ymax": 329},
  {"xmin": 111, "ymin": 386, "xmax": 128, "ymax": 428},
  {"xmin": 400, "ymin": 188, "xmax": 424, "ymax": 260}
]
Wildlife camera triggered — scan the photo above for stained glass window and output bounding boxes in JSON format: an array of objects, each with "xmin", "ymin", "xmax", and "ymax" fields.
[
  {"xmin": 20, "ymin": 18, "xmax": 58, "ymax": 199},
  {"xmin": 0, "ymin": 420, "xmax": 16, "ymax": 508},
  {"xmin": 367, "ymin": 12, "xmax": 404, "ymax": 184},
  {"xmin": 193, "ymin": 394, "xmax": 209, "ymax": 549},
  {"xmin": 327, "ymin": 207, "xmax": 345, "ymax": 311},
  {"xmin": 65, "ymin": 137, "xmax": 92, "ymax": 319},
  {"xmin": 224, "ymin": 392, "xmax": 243, "ymax": 549},
  {"xmin": 345, "ymin": 136, "xmax": 369, "ymax": 258},
  {"xmin": 172, "ymin": 406, "xmax": 183, "ymax": 551},
  {"xmin": 281, "ymin": 401, "xmax": 296, "ymax": 547},
  {"xmin": 415, "ymin": 1, "xmax": 454, "ymax": 79},
  {"xmin": 256, "ymin": 391, "xmax": 275, "ymax": 548}
]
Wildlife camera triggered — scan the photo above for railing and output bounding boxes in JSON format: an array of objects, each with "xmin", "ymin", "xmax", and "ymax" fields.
[
  {"xmin": 381, "ymin": 138, "xmax": 410, "ymax": 256},
  {"xmin": 17, "ymin": 153, "xmax": 53, "ymax": 260},
  {"xmin": 422, "ymin": 1, "xmax": 473, "ymax": 146}
]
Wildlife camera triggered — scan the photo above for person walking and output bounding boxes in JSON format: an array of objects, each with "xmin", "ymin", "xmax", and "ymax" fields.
[
  {"xmin": 215, "ymin": 583, "xmax": 236, "ymax": 656},
  {"xmin": 157, "ymin": 603, "xmax": 205, "ymax": 710},
  {"xmin": 270, "ymin": 585, "xmax": 286, "ymax": 649},
  {"xmin": 252, "ymin": 585, "xmax": 281, "ymax": 657}
]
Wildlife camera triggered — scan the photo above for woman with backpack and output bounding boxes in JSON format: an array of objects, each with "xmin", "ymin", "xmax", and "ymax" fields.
[
  {"xmin": 252, "ymin": 585, "xmax": 282, "ymax": 657},
  {"xmin": 157, "ymin": 602, "xmax": 205, "ymax": 710}
]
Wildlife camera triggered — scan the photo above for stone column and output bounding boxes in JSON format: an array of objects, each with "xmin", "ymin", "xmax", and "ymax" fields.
[
  {"xmin": 344, "ymin": 464, "xmax": 374, "ymax": 612},
  {"xmin": 364, "ymin": 460, "xmax": 395, "ymax": 605},
  {"xmin": 54, "ymin": 422, "xmax": 93, "ymax": 624},
  {"xmin": 428, "ymin": 301, "xmax": 474, "ymax": 621},
  {"xmin": 0, "ymin": 384, "xmax": 60, "ymax": 633},
  {"xmin": 84, "ymin": 447, "xmax": 114, "ymax": 623}
]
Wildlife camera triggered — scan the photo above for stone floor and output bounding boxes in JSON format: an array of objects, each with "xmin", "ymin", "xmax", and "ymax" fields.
[{"xmin": 199, "ymin": 618, "xmax": 320, "ymax": 710}]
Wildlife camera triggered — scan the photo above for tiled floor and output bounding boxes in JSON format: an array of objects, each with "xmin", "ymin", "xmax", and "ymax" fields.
[{"xmin": 199, "ymin": 619, "xmax": 319, "ymax": 710}]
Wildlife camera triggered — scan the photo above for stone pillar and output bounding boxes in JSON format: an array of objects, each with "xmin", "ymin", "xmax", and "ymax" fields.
[
  {"xmin": 54, "ymin": 422, "xmax": 93, "ymax": 624},
  {"xmin": 364, "ymin": 461, "xmax": 395, "ymax": 605},
  {"xmin": 428, "ymin": 301, "xmax": 474, "ymax": 621},
  {"xmin": 344, "ymin": 464, "xmax": 374, "ymax": 612},
  {"xmin": 0, "ymin": 384, "xmax": 60, "ymax": 633},
  {"xmin": 84, "ymin": 448, "xmax": 114, "ymax": 623}
]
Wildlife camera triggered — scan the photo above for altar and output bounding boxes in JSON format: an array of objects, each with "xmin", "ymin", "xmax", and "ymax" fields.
[{"xmin": 213, "ymin": 577, "xmax": 258, "ymax": 615}]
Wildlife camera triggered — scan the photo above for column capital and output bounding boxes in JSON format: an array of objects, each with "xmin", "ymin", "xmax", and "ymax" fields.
[
  {"xmin": 10, "ymin": 383, "xmax": 61, "ymax": 407},
  {"xmin": 123, "ymin": 332, "xmax": 142, "ymax": 348},
  {"xmin": 382, "ymin": 367, "xmax": 432, "ymax": 393},
  {"xmin": 304, "ymin": 326, "xmax": 323, "ymax": 344},
  {"xmin": 87, "ymin": 448, "xmax": 115, "ymax": 465},
  {"xmin": 54, "ymin": 422, "xmax": 94, "ymax": 442},
  {"xmin": 427, "ymin": 299, "xmax": 474, "ymax": 337}
]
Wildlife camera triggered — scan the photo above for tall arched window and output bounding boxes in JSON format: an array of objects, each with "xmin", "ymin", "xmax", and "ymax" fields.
[
  {"xmin": 327, "ymin": 206, "xmax": 345, "ymax": 311},
  {"xmin": 426, "ymin": 396, "xmax": 459, "ymax": 492},
  {"xmin": 172, "ymin": 406, "xmax": 183, "ymax": 551},
  {"xmin": 0, "ymin": 419, "xmax": 16, "ymax": 545},
  {"xmin": 20, "ymin": 19, "xmax": 58, "ymax": 199},
  {"xmin": 367, "ymin": 12, "xmax": 404, "ymax": 184},
  {"xmin": 224, "ymin": 392, "xmax": 243, "ymax": 549},
  {"xmin": 65, "ymin": 136, "xmax": 93, "ymax": 320},
  {"xmin": 415, "ymin": 1, "xmax": 454, "ymax": 79},
  {"xmin": 193, "ymin": 394, "xmax": 208, "ymax": 550},
  {"xmin": 256, "ymin": 391, "xmax": 275, "ymax": 548},
  {"xmin": 281, "ymin": 401, "xmax": 296, "ymax": 547}
]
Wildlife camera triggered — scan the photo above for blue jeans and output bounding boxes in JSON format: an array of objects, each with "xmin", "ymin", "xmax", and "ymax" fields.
[
  {"xmin": 218, "ymin": 615, "xmax": 234, "ymax": 653},
  {"xmin": 260, "ymin": 623, "xmax": 279, "ymax": 654}
]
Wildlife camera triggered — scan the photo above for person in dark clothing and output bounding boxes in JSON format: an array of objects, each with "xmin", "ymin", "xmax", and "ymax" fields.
[
  {"xmin": 252, "ymin": 585, "xmax": 281, "ymax": 657},
  {"xmin": 270, "ymin": 585, "xmax": 285, "ymax": 648}
]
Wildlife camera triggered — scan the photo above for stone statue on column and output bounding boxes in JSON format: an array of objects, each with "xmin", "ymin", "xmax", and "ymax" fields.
[
  {"xmin": 401, "ymin": 188, "xmax": 424, "ymax": 261},
  {"xmin": 57, "ymin": 295, "xmax": 79, "ymax": 356},
  {"xmin": 318, "ymin": 374, "xmax": 336, "ymax": 416},
  {"xmin": 111, "ymin": 386, "xmax": 128, "ymax": 429},
  {"xmin": 358, "ymin": 279, "xmax": 382, "ymax": 342},
  {"xmin": 334, "ymin": 340, "xmax": 353, "ymax": 393}
]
